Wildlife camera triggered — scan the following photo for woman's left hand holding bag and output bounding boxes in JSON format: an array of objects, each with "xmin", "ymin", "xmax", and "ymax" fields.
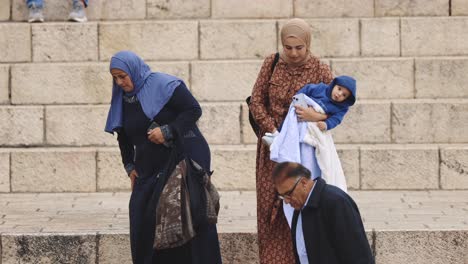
[{"xmin": 148, "ymin": 127, "xmax": 166, "ymax": 144}]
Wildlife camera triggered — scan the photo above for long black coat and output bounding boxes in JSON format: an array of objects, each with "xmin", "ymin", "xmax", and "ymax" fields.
[
  {"xmin": 299, "ymin": 178, "xmax": 374, "ymax": 264},
  {"xmin": 118, "ymin": 83, "xmax": 222, "ymax": 264}
]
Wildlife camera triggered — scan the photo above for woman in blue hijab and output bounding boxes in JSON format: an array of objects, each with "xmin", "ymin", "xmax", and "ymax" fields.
[{"xmin": 105, "ymin": 51, "xmax": 222, "ymax": 264}]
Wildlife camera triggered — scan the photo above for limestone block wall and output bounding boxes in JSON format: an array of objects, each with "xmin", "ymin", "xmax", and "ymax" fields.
[{"xmin": 0, "ymin": 0, "xmax": 467, "ymax": 193}]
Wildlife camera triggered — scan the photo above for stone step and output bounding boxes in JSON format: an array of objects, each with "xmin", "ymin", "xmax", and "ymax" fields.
[
  {"xmin": 2, "ymin": 17, "xmax": 468, "ymax": 62},
  {"xmin": 0, "ymin": 100, "xmax": 467, "ymax": 147},
  {"xmin": 2, "ymin": 0, "xmax": 468, "ymax": 22},
  {"xmin": 0, "ymin": 190, "xmax": 467, "ymax": 263},
  {"xmin": 0, "ymin": 144, "xmax": 467, "ymax": 193},
  {"xmin": 3, "ymin": 57, "xmax": 468, "ymax": 105}
]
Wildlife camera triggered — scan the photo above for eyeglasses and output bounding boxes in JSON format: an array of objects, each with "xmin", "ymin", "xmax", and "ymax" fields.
[{"xmin": 278, "ymin": 177, "xmax": 303, "ymax": 200}]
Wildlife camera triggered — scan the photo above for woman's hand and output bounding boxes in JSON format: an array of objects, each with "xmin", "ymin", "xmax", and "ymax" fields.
[
  {"xmin": 295, "ymin": 105, "xmax": 328, "ymax": 122},
  {"xmin": 147, "ymin": 127, "xmax": 166, "ymax": 144},
  {"xmin": 129, "ymin": 169, "xmax": 138, "ymax": 191}
]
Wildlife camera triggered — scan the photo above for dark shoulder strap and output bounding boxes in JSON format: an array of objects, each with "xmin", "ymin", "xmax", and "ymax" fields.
[{"xmin": 270, "ymin": 52, "xmax": 280, "ymax": 73}]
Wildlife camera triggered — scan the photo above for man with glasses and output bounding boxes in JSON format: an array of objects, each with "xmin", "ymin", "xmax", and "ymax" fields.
[{"xmin": 272, "ymin": 162, "xmax": 374, "ymax": 264}]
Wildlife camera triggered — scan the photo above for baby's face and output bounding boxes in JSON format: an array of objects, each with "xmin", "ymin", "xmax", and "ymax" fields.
[{"xmin": 331, "ymin": 85, "xmax": 351, "ymax": 103}]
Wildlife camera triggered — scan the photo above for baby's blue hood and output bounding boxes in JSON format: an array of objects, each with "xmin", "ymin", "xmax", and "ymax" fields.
[{"xmin": 326, "ymin": 75, "xmax": 357, "ymax": 107}]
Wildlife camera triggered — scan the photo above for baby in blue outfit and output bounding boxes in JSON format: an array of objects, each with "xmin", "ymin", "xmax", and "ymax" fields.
[{"xmin": 263, "ymin": 75, "xmax": 357, "ymax": 145}]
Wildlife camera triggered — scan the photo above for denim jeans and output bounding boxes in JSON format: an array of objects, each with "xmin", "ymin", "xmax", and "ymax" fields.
[{"xmin": 26, "ymin": 0, "xmax": 88, "ymax": 8}]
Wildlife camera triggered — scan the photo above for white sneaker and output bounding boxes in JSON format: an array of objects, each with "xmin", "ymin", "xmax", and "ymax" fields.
[
  {"xmin": 28, "ymin": 5, "xmax": 44, "ymax": 23},
  {"xmin": 68, "ymin": 1, "xmax": 87, "ymax": 22}
]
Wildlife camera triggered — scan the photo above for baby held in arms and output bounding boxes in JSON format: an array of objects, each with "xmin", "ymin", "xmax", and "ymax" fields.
[{"xmin": 262, "ymin": 75, "xmax": 356, "ymax": 146}]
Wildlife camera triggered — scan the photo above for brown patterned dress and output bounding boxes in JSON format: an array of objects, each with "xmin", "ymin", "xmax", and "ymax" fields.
[{"xmin": 250, "ymin": 53, "xmax": 333, "ymax": 264}]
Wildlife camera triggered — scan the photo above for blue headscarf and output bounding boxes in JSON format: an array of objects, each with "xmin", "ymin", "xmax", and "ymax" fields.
[{"xmin": 105, "ymin": 51, "xmax": 182, "ymax": 133}]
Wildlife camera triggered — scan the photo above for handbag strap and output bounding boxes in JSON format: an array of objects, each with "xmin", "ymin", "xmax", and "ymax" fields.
[
  {"xmin": 270, "ymin": 52, "xmax": 280, "ymax": 74},
  {"xmin": 246, "ymin": 52, "xmax": 280, "ymax": 105}
]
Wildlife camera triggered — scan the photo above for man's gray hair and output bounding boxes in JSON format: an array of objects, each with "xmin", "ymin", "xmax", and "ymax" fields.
[{"xmin": 272, "ymin": 162, "xmax": 311, "ymax": 182}]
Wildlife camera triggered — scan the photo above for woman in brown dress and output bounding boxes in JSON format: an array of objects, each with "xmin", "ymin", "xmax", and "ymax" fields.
[{"xmin": 250, "ymin": 18, "xmax": 333, "ymax": 264}]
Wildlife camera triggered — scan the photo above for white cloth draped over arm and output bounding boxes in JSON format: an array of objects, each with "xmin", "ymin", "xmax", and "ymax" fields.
[
  {"xmin": 270, "ymin": 104, "xmax": 318, "ymax": 175},
  {"xmin": 270, "ymin": 94, "xmax": 347, "ymax": 193},
  {"xmin": 302, "ymin": 95, "xmax": 347, "ymax": 193}
]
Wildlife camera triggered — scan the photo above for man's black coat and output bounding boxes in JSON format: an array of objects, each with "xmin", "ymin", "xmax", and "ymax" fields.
[{"xmin": 298, "ymin": 177, "xmax": 375, "ymax": 264}]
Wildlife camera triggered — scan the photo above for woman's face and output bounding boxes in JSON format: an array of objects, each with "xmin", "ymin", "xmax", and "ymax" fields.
[
  {"xmin": 282, "ymin": 37, "xmax": 308, "ymax": 64},
  {"xmin": 111, "ymin": 68, "xmax": 134, "ymax": 93}
]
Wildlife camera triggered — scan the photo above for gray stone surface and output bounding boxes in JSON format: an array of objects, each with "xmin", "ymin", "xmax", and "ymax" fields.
[
  {"xmin": 375, "ymin": 0, "xmax": 449, "ymax": 16},
  {"xmin": 191, "ymin": 60, "xmax": 262, "ymax": 101},
  {"xmin": 0, "ymin": 0, "xmax": 10, "ymax": 20},
  {"xmin": 84, "ymin": 0, "xmax": 146, "ymax": 20},
  {"xmin": 12, "ymin": 0, "xmax": 145, "ymax": 21},
  {"xmin": 440, "ymin": 146, "xmax": 468, "ymax": 190},
  {"xmin": 211, "ymin": 145, "xmax": 256, "ymax": 191},
  {"xmin": 11, "ymin": 63, "xmax": 110, "ymax": 104},
  {"xmin": 375, "ymin": 231, "xmax": 468, "ymax": 264},
  {"xmin": 0, "ymin": 151, "xmax": 9, "ymax": 192},
  {"xmin": 402, "ymin": 17, "xmax": 468, "ymax": 56},
  {"xmin": 147, "ymin": 0, "xmax": 210, "ymax": 19},
  {"xmin": 46, "ymin": 105, "xmax": 116, "ymax": 146},
  {"xmin": 0, "ymin": 24, "xmax": 31, "ymax": 62},
  {"xmin": 99, "ymin": 21, "xmax": 198, "ymax": 61},
  {"xmin": 212, "ymin": 0, "xmax": 292, "ymax": 18},
  {"xmin": 200, "ymin": 21, "xmax": 277, "ymax": 60},
  {"xmin": 219, "ymin": 233, "xmax": 259, "ymax": 264},
  {"xmin": 32, "ymin": 23, "xmax": 98, "ymax": 62},
  {"xmin": 361, "ymin": 145, "xmax": 439, "ymax": 190},
  {"xmin": 415, "ymin": 57, "xmax": 468, "ymax": 99},
  {"xmin": 452, "ymin": 0, "xmax": 468, "ymax": 15},
  {"xmin": 11, "ymin": 62, "xmax": 189, "ymax": 105},
  {"xmin": 96, "ymin": 149, "xmax": 130, "ymax": 192},
  {"xmin": 98, "ymin": 233, "xmax": 132, "ymax": 264},
  {"xmin": 147, "ymin": 62, "xmax": 190, "ymax": 87},
  {"xmin": 1, "ymin": 190, "xmax": 468, "ymax": 234},
  {"xmin": 0, "ymin": 64, "xmax": 8, "ymax": 104},
  {"xmin": 0, "ymin": 106, "xmax": 44, "ymax": 146},
  {"xmin": 279, "ymin": 19, "xmax": 359, "ymax": 58},
  {"xmin": 361, "ymin": 18, "xmax": 400, "ymax": 56},
  {"xmin": 333, "ymin": 101, "xmax": 391, "ymax": 143},
  {"xmin": 1, "ymin": 234, "xmax": 97, "ymax": 264},
  {"xmin": 11, "ymin": 149, "xmax": 96, "ymax": 192},
  {"xmin": 12, "ymin": 0, "xmax": 72, "ymax": 21},
  {"xmin": 332, "ymin": 58, "xmax": 414, "ymax": 99},
  {"xmin": 295, "ymin": 0, "xmax": 374, "ymax": 17},
  {"xmin": 337, "ymin": 145, "xmax": 360, "ymax": 190},
  {"xmin": 198, "ymin": 103, "xmax": 241, "ymax": 145},
  {"xmin": 392, "ymin": 100, "xmax": 468, "ymax": 143}
]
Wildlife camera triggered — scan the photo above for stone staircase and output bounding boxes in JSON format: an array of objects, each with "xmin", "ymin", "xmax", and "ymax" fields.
[{"xmin": 1, "ymin": 0, "xmax": 468, "ymax": 263}]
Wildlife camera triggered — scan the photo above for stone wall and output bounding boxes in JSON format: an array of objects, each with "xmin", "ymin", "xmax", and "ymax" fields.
[{"xmin": 0, "ymin": 0, "xmax": 467, "ymax": 193}]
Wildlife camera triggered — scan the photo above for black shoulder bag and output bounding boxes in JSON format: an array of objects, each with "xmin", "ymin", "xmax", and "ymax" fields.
[{"xmin": 246, "ymin": 52, "xmax": 280, "ymax": 137}]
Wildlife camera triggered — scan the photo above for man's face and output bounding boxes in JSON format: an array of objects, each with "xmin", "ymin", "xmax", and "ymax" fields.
[{"xmin": 275, "ymin": 176, "xmax": 310, "ymax": 210}]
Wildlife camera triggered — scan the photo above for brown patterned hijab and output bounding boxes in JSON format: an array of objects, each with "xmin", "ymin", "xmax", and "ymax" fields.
[{"xmin": 280, "ymin": 18, "xmax": 312, "ymax": 67}]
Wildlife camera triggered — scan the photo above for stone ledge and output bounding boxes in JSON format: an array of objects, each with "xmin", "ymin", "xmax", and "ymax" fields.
[
  {"xmin": 2, "ymin": 230, "xmax": 466, "ymax": 264},
  {"xmin": 12, "ymin": 0, "xmax": 146, "ymax": 21},
  {"xmin": 1, "ymin": 144, "xmax": 468, "ymax": 192},
  {"xmin": 99, "ymin": 21, "xmax": 199, "ymax": 61},
  {"xmin": 391, "ymin": 99, "xmax": 468, "ymax": 143},
  {"xmin": 1, "ymin": 190, "xmax": 467, "ymax": 263},
  {"xmin": 11, "ymin": 61, "xmax": 190, "ymax": 105},
  {"xmin": 401, "ymin": 17, "xmax": 468, "ymax": 56}
]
